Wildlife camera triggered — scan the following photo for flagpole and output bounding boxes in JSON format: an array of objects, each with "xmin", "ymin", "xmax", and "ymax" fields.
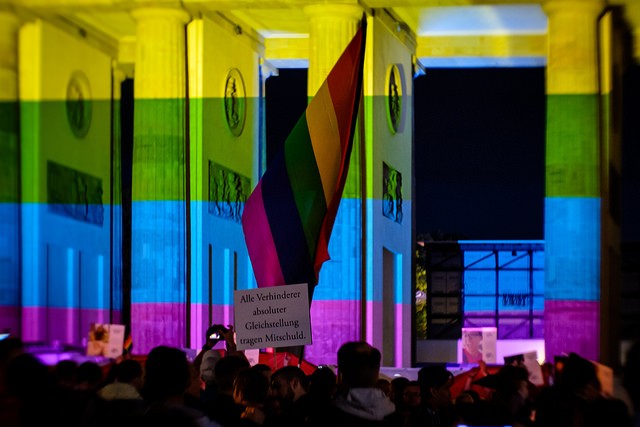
[
  {"xmin": 273, "ymin": 347, "xmax": 277, "ymax": 370},
  {"xmin": 297, "ymin": 345, "xmax": 305, "ymax": 368}
]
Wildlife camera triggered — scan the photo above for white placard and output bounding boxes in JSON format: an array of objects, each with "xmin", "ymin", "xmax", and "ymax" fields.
[
  {"xmin": 504, "ymin": 350, "xmax": 544, "ymax": 386},
  {"xmin": 461, "ymin": 327, "xmax": 497, "ymax": 364},
  {"xmin": 523, "ymin": 351, "xmax": 544, "ymax": 386},
  {"xmin": 87, "ymin": 323, "xmax": 125, "ymax": 358},
  {"xmin": 234, "ymin": 283, "xmax": 312, "ymax": 350},
  {"xmin": 481, "ymin": 327, "xmax": 497, "ymax": 363},
  {"xmin": 244, "ymin": 348, "xmax": 261, "ymax": 366}
]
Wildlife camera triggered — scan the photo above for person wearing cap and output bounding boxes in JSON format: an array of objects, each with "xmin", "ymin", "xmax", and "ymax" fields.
[
  {"xmin": 194, "ymin": 324, "xmax": 247, "ymax": 403},
  {"xmin": 469, "ymin": 364, "xmax": 535, "ymax": 427},
  {"xmin": 414, "ymin": 365, "xmax": 455, "ymax": 427}
]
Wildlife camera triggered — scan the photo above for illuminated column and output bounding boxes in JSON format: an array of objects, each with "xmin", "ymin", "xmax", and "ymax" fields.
[
  {"xmin": 131, "ymin": 6, "xmax": 190, "ymax": 353},
  {"xmin": 305, "ymin": 4, "xmax": 363, "ymax": 96},
  {"xmin": 303, "ymin": 3, "xmax": 363, "ymax": 364},
  {"xmin": 543, "ymin": 0, "xmax": 604, "ymax": 361},
  {"xmin": 111, "ymin": 67, "xmax": 127, "ymax": 326},
  {"xmin": 597, "ymin": 9, "xmax": 623, "ymax": 368},
  {"xmin": 0, "ymin": 11, "xmax": 20, "ymax": 335}
]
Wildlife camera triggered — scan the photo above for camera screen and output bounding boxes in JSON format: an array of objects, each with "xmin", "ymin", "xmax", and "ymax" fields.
[{"xmin": 209, "ymin": 332, "xmax": 221, "ymax": 340}]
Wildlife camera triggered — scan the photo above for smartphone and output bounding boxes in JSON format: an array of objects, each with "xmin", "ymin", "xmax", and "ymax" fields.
[{"xmin": 209, "ymin": 332, "xmax": 221, "ymax": 340}]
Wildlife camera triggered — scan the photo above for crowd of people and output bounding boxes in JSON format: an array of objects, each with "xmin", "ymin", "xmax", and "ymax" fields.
[{"xmin": 1, "ymin": 327, "xmax": 639, "ymax": 427}]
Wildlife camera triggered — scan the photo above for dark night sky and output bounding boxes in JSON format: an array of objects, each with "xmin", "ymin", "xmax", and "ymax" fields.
[
  {"xmin": 414, "ymin": 68, "xmax": 546, "ymax": 240},
  {"xmin": 266, "ymin": 66, "xmax": 640, "ymax": 242}
]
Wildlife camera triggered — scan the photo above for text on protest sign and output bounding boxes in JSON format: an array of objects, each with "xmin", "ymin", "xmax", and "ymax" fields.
[{"xmin": 234, "ymin": 283, "xmax": 312, "ymax": 350}]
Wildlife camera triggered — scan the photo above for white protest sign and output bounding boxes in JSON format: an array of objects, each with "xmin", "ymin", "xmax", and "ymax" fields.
[
  {"xmin": 87, "ymin": 323, "xmax": 125, "ymax": 358},
  {"xmin": 234, "ymin": 283, "xmax": 312, "ymax": 350},
  {"xmin": 504, "ymin": 350, "xmax": 545, "ymax": 386},
  {"xmin": 244, "ymin": 348, "xmax": 260, "ymax": 366}
]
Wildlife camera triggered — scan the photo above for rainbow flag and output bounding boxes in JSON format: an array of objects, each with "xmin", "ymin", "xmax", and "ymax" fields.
[
  {"xmin": 242, "ymin": 19, "xmax": 366, "ymax": 292},
  {"xmin": 123, "ymin": 333, "xmax": 133, "ymax": 355}
]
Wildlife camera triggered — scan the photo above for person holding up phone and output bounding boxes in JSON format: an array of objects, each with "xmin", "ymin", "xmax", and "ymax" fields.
[{"xmin": 195, "ymin": 324, "xmax": 247, "ymax": 403}]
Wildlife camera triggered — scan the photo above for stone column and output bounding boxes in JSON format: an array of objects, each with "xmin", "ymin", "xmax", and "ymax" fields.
[
  {"xmin": 0, "ymin": 10, "xmax": 20, "ymax": 336},
  {"xmin": 305, "ymin": 3, "xmax": 363, "ymax": 97},
  {"xmin": 130, "ymin": 6, "xmax": 190, "ymax": 353},
  {"xmin": 111, "ymin": 67, "xmax": 127, "ymax": 327},
  {"xmin": 543, "ymin": 0, "xmax": 605, "ymax": 362},
  {"xmin": 303, "ymin": 3, "xmax": 364, "ymax": 365}
]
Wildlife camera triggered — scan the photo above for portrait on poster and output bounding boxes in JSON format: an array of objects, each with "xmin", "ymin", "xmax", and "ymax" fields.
[
  {"xmin": 462, "ymin": 328, "xmax": 483, "ymax": 363},
  {"xmin": 461, "ymin": 327, "xmax": 497, "ymax": 364},
  {"xmin": 86, "ymin": 323, "xmax": 125, "ymax": 358}
]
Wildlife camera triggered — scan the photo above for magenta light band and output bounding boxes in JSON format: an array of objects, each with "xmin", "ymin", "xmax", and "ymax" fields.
[
  {"xmin": 395, "ymin": 303, "xmax": 406, "ymax": 367},
  {"xmin": 306, "ymin": 299, "xmax": 361, "ymax": 365},
  {"xmin": 189, "ymin": 303, "xmax": 236, "ymax": 350},
  {"xmin": 131, "ymin": 302, "xmax": 186, "ymax": 354},
  {"xmin": 19, "ymin": 306, "xmax": 47, "ymax": 342},
  {"xmin": 365, "ymin": 300, "xmax": 378, "ymax": 343},
  {"xmin": 544, "ymin": 300, "xmax": 599, "ymax": 362},
  {"xmin": 20, "ymin": 306, "xmax": 116, "ymax": 346},
  {"xmin": 0, "ymin": 306, "xmax": 20, "ymax": 336}
]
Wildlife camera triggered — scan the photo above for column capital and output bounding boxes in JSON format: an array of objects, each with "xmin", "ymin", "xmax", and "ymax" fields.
[
  {"xmin": 131, "ymin": 6, "xmax": 190, "ymax": 25},
  {"xmin": 303, "ymin": 2, "xmax": 363, "ymax": 96},
  {"xmin": 542, "ymin": 0, "xmax": 605, "ymax": 16},
  {"xmin": 0, "ymin": 9, "xmax": 19, "ymax": 102},
  {"xmin": 132, "ymin": 4, "xmax": 188, "ymax": 99},
  {"xmin": 0, "ymin": 9, "xmax": 20, "ymax": 36},
  {"xmin": 0, "ymin": 10, "xmax": 20, "ymax": 77},
  {"xmin": 303, "ymin": 2, "xmax": 363, "ymax": 21},
  {"xmin": 544, "ymin": 0, "xmax": 605, "ymax": 94}
]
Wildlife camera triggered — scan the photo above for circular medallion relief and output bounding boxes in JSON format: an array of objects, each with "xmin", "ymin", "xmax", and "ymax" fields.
[
  {"xmin": 66, "ymin": 71, "xmax": 92, "ymax": 139},
  {"xmin": 224, "ymin": 68, "xmax": 246, "ymax": 137},
  {"xmin": 385, "ymin": 64, "xmax": 403, "ymax": 134}
]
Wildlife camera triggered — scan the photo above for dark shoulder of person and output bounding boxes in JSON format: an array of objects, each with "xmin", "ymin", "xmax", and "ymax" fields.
[
  {"xmin": 96, "ymin": 398, "xmax": 149, "ymax": 426},
  {"xmin": 583, "ymin": 396, "xmax": 631, "ymax": 427},
  {"xmin": 204, "ymin": 392, "xmax": 243, "ymax": 427},
  {"xmin": 306, "ymin": 404, "xmax": 387, "ymax": 427}
]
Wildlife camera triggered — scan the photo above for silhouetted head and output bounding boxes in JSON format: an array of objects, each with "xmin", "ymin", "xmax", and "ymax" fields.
[
  {"xmin": 215, "ymin": 354, "xmax": 250, "ymax": 393},
  {"xmin": 76, "ymin": 361, "xmax": 104, "ymax": 390},
  {"xmin": 559, "ymin": 352, "xmax": 600, "ymax": 393},
  {"xmin": 390, "ymin": 376, "xmax": 411, "ymax": 406},
  {"xmin": 233, "ymin": 366, "xmax": 269, "ymax": 406},
  {"xmin": 308, "ymin": 365, "xmax": 337, "ymax": 400},
  {"xmin": 142, "ymin": 346, "xmax": 191, "ymax": 402},
  {"xmin": 337, "ymin": 341, "xmax": 381, "ymax": 389},
  {"xmin": 53, "ymin": 359, "xmax": 78, "ymax": 388},
  {"xmin": 114, "ymin": 358, "xmax": 143, "ymax": 383},
  {"xmin": 418, "ymin": 365, "xmax": 454, "ymax": 408}
]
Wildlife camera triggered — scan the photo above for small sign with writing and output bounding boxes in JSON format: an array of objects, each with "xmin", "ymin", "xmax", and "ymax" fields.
[
  {"xmin": 86, "ymin": 323, "xmax": 125, "ymax": 359},
  {"xmin": 234, "ymin": 283, "xmax": 312, "ymax": 350}
]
